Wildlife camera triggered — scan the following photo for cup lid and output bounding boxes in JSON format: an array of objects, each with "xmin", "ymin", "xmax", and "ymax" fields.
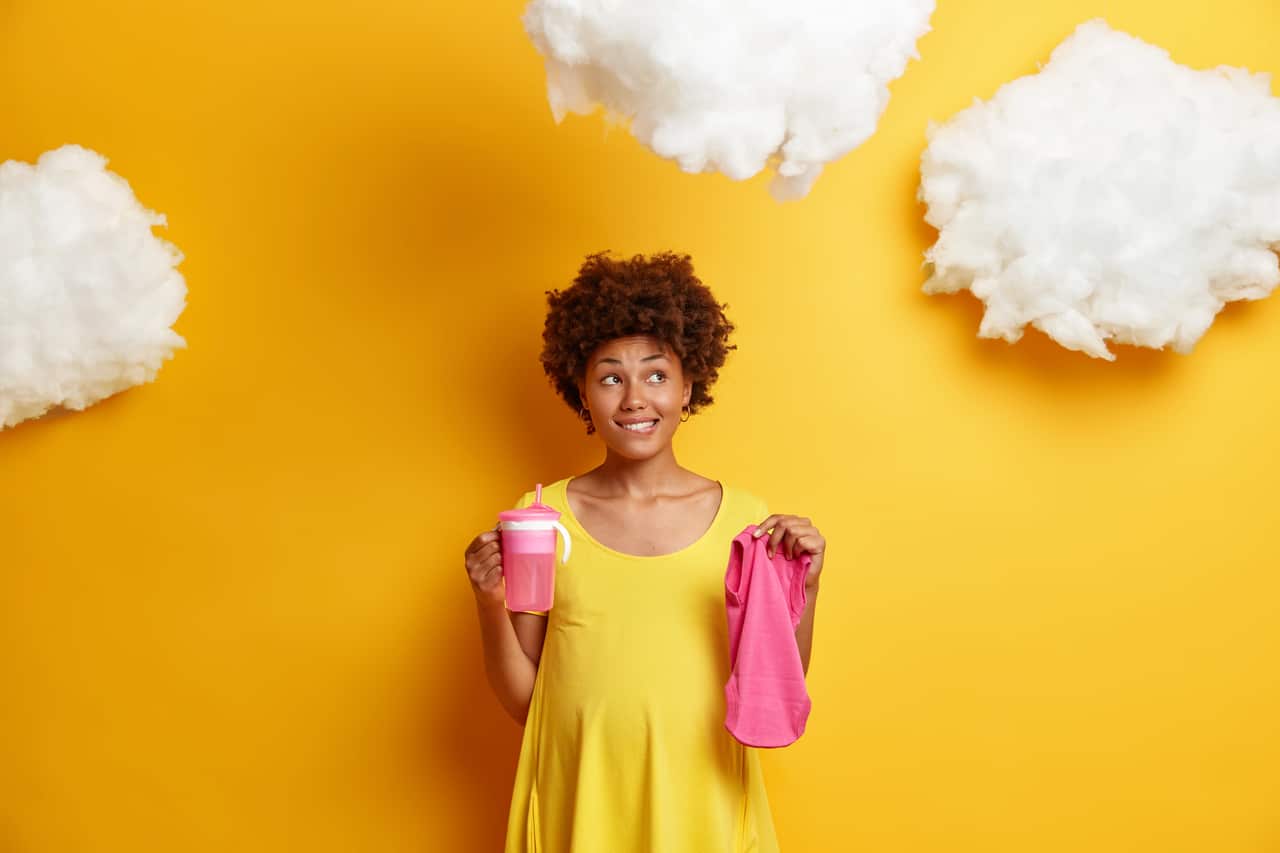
[{"xmin": 498, "ymin": 483, "xmax": 562, "ymax": 522}]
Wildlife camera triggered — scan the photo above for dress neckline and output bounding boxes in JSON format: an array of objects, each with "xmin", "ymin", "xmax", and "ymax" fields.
[{"xmin": 561, "ymin": 476, "xmax": 727, "ymax": 561}]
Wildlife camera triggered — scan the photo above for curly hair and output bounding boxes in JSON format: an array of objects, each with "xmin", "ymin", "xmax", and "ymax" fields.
[{"xmin": 540, "ymin": 251, "xmax": 737, "ymax": 435}]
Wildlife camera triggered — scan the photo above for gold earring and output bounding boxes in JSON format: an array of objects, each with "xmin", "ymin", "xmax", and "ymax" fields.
[{"xmin": 680, "ymin": 405, "xmax": 691, "ymax": 423}]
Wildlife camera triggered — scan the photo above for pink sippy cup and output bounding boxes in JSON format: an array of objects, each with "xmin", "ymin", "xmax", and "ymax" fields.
[{"xmin": 497, "ymin": 483, "xmax": 572, "ymax": 612}]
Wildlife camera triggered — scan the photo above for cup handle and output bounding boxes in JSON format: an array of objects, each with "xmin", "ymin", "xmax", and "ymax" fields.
[{"xmin": 551, "ymin": 520, "xmax": 571, "ymax": 563}]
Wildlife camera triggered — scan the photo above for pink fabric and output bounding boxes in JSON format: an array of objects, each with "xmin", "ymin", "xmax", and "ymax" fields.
[{"xmin": 723, "ymin": 524, "xmax": 812, "ymax": 748}]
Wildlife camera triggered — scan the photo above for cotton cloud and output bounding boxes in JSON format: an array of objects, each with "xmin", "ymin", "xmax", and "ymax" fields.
[
  {"xmin": 523, "ymin": 0, "xmax": 935, "ymax": 200},
  {"xmin": 0, "ymin": 145, "xmax": 186, "ymax": 430},
  {"xmin": 919, "ymin": 19, "xmax": 1280, "ymax": 360}
]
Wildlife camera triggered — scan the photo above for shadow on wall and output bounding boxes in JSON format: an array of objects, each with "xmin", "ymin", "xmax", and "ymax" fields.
[
  {"xmin": 404, "ymin": 589, "xmax": 528, "ymax": 851},
  {"xmin": 320, "ymin": 102, "xmax": 600, "ymax": 840},
  {"xmin": 0, "ymin": 373, "xmax": 156, "ymax": 441}
]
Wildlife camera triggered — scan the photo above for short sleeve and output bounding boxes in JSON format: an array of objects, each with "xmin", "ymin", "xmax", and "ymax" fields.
[{"xmin": 507, "ymin": 490, "xmax": 548, "ymax": 617}]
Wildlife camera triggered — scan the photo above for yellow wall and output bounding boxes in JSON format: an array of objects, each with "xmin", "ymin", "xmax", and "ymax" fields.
[{"xmin": 2, "ymin": 1, "xmax": 1278, "ymax": 851}]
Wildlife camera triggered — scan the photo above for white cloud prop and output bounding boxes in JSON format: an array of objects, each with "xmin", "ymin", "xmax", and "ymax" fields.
[
  {"xmin": 1, "ymin": 145, "xmax": 186, "ymax": 429},
  {"xmin": 919, "ymin": 19, "xmax": 1280, "ymax": 360},
  {"xmin": 522, "ymin": 0, "xmax": 935, "ymax": 201}
]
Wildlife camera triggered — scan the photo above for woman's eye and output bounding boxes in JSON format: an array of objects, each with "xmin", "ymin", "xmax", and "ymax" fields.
[{"xmin": 602, "ymin": 372, "xmax": 665, "ymax": 385}]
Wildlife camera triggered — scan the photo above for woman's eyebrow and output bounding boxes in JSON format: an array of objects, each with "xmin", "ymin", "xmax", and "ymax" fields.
[{"xmin": 596, "ymin": 353, "xmax": 669, "ymax": 366}]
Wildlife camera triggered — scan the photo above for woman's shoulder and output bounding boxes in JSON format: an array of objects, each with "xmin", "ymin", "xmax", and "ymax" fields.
[{"xmin": 720, "ymin": 481, "xmax": 769, "ymax": 522}]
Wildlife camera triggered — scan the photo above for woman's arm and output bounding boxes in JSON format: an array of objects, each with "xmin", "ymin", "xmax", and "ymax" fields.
[
  {"xmin": 510, "ymin": 611, "xmax": 549, "ymax": 667},
  {"xmin": 473, "ymin": 601, "xmax": 547, "ymax": 725},
  {"xmin": 465, "ymin": 526, "xmax": 549, "ymax": 725}
]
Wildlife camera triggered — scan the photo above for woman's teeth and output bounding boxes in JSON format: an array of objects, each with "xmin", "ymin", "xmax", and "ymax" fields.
[{"xmin": 620, "ymin": 420, "xmax": 658, "ymax": 432}]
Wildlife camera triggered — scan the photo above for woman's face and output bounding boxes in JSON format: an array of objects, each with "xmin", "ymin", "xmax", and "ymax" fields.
[{"xmin": 577, "ymin": 334, "xmax": 692, "ymax": 455}]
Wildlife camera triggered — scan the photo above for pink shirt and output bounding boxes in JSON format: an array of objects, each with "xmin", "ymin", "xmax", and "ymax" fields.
[{"xmin": 723, "ymin": 524, "xmax": 812, "ymax": 748}]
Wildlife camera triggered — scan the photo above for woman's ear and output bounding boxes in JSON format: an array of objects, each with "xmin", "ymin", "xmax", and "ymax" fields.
[{"xmin": 682, "ymin": 381, "xmax": 692, "ymax": 407}]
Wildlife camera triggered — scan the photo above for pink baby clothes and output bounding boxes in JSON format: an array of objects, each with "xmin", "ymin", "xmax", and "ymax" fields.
[{"xmin": 723, "ymin": 524, "xmax": 812, "ymax": 748}]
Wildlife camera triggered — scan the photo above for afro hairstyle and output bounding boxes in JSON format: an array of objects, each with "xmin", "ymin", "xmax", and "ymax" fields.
[{"xmin": 540, "ymin": 251, "xmax": 737, "ymax": 435}]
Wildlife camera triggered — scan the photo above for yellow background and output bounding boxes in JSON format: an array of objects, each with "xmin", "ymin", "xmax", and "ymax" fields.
[{"xmin": 2, "ymin": 1, "xmax": 1278, "ymax": 850}]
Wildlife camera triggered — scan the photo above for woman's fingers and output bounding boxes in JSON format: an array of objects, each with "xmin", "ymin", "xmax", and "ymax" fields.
[
  {"xmin": 465, "ymin": 533, "xmax": 501, "ymax": 563},
  {"xmin": 753, "ymin": 516, "xmax": 821, "ymax": 560},
  {"xmin": 786, "ymin": 527, "xmax": 818, "ymax": 559},
  {"xmin": 755, "ymin": 516, "xmax": 795, "ymax": 557},
  {"xmin": 769, "ymin": 527, "xmax": 787, "ymax": 557},
  {"xmin": 465, "ymin": 535, "xmax": 503, "ymax": 583},
  {"xmin": 477, "ymin": 563, "xmax": 502, "ymax": 588},
  {"xmin": 793, "ymin": 533, "xmax": 818, "ymax": 556},
  {"xmin": 479, "ymin": 551, "xmax": 502, "ymax": 573},
  {"xmin": 767, "ymin": 521, "xmax": 821, "ymax": 559},
  {"xmin": 463, "ymin": 530, "xmax": 508, "ymax": 610},
  {"xmin": 465, "ymin": 532, "xmax": 492, "ymax": 556},
  {"xmin": 472, "ymin": 556, "xmax": 503, "ymax": 588}
]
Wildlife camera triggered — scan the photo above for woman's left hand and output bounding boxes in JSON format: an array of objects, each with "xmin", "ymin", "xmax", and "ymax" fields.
[{"xmin": 753, "ymin": 515, "xmax": 825, "ymax": 589}]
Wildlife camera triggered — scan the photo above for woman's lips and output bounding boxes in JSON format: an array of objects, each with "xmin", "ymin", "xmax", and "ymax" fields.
[{"xmin": 615, "ymin": 418, "xmax": 659, "ymax": 435}]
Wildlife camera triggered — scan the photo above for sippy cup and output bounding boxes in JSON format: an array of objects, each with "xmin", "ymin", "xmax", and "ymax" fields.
[{"xmin": 497, "ymin": 483, "xmax": 572, "ymax": 612}]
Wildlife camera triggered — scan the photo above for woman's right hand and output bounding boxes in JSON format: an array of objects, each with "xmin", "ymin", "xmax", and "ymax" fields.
[{"xmin": 464, "ymin": 526, "xmax": 506, "ymax": 609}]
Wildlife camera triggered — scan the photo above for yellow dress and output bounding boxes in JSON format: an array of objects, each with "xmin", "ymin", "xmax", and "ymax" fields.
[{"xmin": 504, "ymin": 477, "xmax": 780, "ymax": 853}]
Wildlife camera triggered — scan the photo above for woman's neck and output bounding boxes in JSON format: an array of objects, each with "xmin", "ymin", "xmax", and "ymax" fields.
[{"xmin": 585, "ymin": 448, "xmax": 694, "ymax": 499}]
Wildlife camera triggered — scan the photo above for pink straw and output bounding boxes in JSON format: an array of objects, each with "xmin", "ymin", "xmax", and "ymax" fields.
[{"xmin": 535, "ymin": 483, "xmax": 542, "ymax": 505}]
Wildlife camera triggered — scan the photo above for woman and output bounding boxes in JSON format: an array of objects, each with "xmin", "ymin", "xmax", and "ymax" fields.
[{"xmin": 464, "ymin": 251, "xmax": 828, "ymax": 852}]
